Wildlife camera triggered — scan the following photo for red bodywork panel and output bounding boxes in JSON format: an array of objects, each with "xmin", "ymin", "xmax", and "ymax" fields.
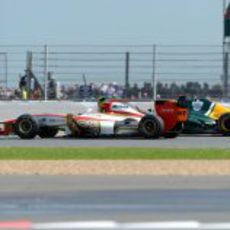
[
  {"xmin": 155, "ymin": 100, "xmax": 188, "ymax": 133},
  {"xmin": 0, "ymin": 120, "xmax": 15, "ymax": 135}
]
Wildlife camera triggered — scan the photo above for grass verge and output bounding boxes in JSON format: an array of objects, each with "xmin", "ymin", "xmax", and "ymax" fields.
[{"xmin": 0, "ymin": 147, "xmax": 229, "ymax": 160}]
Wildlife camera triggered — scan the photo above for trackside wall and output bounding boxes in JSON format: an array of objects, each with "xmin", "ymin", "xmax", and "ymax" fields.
[{"xmin": 0, "ymin": 101, "xmax": 153, "ymax": 120}]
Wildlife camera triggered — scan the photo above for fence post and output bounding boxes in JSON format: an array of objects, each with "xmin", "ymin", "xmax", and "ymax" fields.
[
  {"xmin": 125, "ymin": 52, "xmax": 130, "ymax": 98},
  {"xmin": 26, "ymin": 51, "xmax": 33, "ymax": 99},
  {"xmin": 4, "ymin": 53, "xmax": 8, "ymax": 88},
  {"xmin": 152, "ymin": 45, "xmax": 157, "ymax": 101},
  {"xmin": 223, "ymin": 49, "xmax": 228, "ymax": 98},
  {"xmin": 44, "ymin": 45, "xmax": 48, "ymax": 101}
]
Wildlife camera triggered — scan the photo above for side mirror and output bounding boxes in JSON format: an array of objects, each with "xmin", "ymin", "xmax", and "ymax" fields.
[{"xmin": 147, "ymin": 108, "xmax": 154, "ymax": 114}]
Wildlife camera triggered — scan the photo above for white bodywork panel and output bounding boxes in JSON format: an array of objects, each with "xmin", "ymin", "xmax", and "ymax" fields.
[
  {"xmin": 99, "ymin": 121, "xmax": 115, "ymax": 135},
  {"xmin": 76, "ymin": 113, "xmax": 141, "ymax": 136},
  {"xmin": 33, "ymin": 115, "xmax": 66, "ymax": 128}
]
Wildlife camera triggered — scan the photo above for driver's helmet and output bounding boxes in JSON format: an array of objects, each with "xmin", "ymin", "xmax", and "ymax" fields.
[{"xmin": 97, "ymin": 96, "xmax": 108, "ymax": 112}]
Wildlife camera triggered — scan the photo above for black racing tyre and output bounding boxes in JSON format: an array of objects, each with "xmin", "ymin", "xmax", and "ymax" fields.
[
  {"xmin": 138, "ymin": 115, "xmax": 164, "ymax": 139},
  {"xmin": 38, "ymin": 126, "xmax": 58, "ymax": 138},
  {"xmin": 218, "ymin": 113, "xmax": 230, "ymax": 135},
  {"xmin": 15, "ymin": 114, "xmax": 38, "ymax": 139}
]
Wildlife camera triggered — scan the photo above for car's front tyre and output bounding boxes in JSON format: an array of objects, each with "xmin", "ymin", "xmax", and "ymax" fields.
[{"xmin": 15, "ymin": 114, "xmax": 38, "ymax": 139}]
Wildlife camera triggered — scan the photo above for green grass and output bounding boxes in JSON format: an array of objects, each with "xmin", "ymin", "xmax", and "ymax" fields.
[{"xmin": 0, "ymin": 147, "xmax": 229, "ymax": 160}]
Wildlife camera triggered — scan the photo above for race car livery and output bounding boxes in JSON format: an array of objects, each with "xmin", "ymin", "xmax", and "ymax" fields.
[
  {"xmin": 0, "ymin": 97, "xmax": 188, "ymax": 139},
  {"xmin": 182, "ymin": 97, "xmax": 230, "ymax": 134}
]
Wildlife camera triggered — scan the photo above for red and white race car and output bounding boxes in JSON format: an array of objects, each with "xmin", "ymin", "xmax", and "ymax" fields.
[{"xmin": 0, "ymin": 97, "xmax": 188, "ymax": 139}]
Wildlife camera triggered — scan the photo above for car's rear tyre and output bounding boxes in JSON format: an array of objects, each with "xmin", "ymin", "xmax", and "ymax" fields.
[
  {"xmin": 138, "ymin": 115, "xmax": 164, "ymax": 139},
  {"xmin": 38, "ymin": 126, "xmax": 58, "ymax": 138},
  {"xmin": 15, "ymin": 114, "xmax": 38, "ymax": 139},
  {"xmin": 218, "ymin": 113, "xmax": 230, "ymax": 135}
]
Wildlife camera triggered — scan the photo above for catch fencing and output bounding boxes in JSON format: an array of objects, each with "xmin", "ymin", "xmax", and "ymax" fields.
[
  {"xmin": 0, "ymin": 44, "xmax": 225, "ymax": 100},
  {"xmin": 0, "ymin": 52, "xmax": 7, "ymax": 87}
]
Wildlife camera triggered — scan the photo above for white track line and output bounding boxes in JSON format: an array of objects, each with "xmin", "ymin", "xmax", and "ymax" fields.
[
  {"xmin": 202, "ymin": 223, "xmax": 230, "ymax": 229},
  {"xmin": 122, "ymin": 221, "xmax": 200, "ymax": 229},
  {"xmin": 32, "ymin": 221, "xmax": 230, "ymax": 229},
  {"xmin": 33, "ymin": 221, "xmax": 118, "ymax": 229}
]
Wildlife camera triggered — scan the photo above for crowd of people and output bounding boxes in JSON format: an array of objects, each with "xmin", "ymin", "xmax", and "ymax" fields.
[
  {"xmin": 0, "ymin": 81, "xmax": 224, "ymax": 101},
  {"xmin": 0, "ymin": 87, "xmax": 18, "ymax": 100}
]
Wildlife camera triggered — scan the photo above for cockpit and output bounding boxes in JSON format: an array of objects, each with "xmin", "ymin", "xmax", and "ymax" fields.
[{"xmin": 97, "ymin": 97, "xmax": 144, "ymax": 116}]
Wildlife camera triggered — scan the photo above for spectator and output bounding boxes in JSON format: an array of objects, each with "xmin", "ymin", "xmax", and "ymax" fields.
[{"xmin": 48, "ymin": 72, "xmax": 57, "ymax": 99}]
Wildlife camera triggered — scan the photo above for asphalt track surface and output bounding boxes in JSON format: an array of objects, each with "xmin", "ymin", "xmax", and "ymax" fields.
[
  {"xmin": 0, "ymin": 176, "xmax": 230, "ymax": 224},
  {"xmin": 0, "ymin": 136, "xmax": 230, "ymax": 228},
  {"xmin": 0, "ymin": 134, "xmax": 230, "ymax": 148}
]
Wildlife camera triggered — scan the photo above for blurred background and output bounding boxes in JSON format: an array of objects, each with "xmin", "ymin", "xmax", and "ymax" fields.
[{"xmin": 0, "ymin": 0, "xmax": 228, "ymax": 101}]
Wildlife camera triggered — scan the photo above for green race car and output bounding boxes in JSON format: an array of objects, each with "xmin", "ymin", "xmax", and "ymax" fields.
[{"xmin": 179, "ymin": 97, "xmax": 230, "ymax": 135}]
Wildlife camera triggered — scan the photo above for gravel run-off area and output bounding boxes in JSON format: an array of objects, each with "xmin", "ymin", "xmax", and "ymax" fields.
[{"xmin": 0, "ymin": 160, "xmax": 230, "ymax": 175}]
